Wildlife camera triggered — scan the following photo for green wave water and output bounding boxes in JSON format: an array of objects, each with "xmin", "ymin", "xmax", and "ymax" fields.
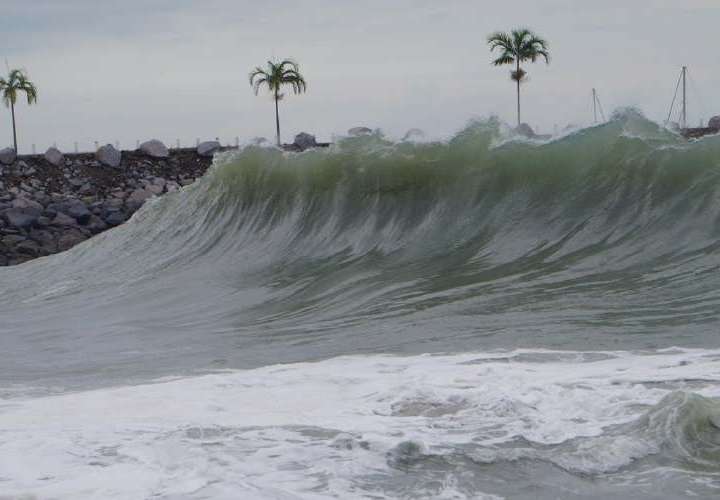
[{"xmin": 0, "ymin": 110, "xmax": 719, "ymax": 499}]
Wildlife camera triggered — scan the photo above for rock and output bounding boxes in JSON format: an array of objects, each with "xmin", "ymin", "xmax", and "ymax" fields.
[
  {"xmin": 2, "ymin": 208, "xmax": 40, "ymax": 229},
  {"xmin": 709, "ymin": 116, "xmax": 720, "ymax": 130},
  {"xmin": 12, "ymin": 197, "xmax": 44, "ymax": 211},
  {"xmin": 143, "ymin": 177, "xmax": 166, "ymax": 195},
  {"xmin": 515, "ymin": 123, "xmax": 536, "ymax": 138},
  {"xmin": 86, "ymin": 215, "xmax": 108, "ymax": 233},
  {"xmin": 15, "ymin": 239, "xmax": 41, "ymax": 256},
  {"xmin": 402, "ymin": 128, "xmax": 425, "ymax": 142},
  {"xmin": 36, "ymin": 216, "xmax": 51, "ymax": 227},
  {"xmin": 17, "ymin": 162, "xmax": 36, "ymax": 176},
  {"xmin": 101, "ymin": 199, "xmax": 124, "ymax": 212},
  {"xmin": 147, "ymin": 183, "xmax": 164, "ymax": 195},
  {"xmin": 0, "ymin": 148, "xmax": 16, "ymax": 166},
  {"xmin": 197, "ymin": 141, "xmax": 221, "ymax": 157},
  {"xmin": 139, "ymin": 139, "xmax": 169, "ymax": 159},
  {"xmin": 45, "ymin": 147, "xmax": 65, "ymax": 167},
  {"xmin": 51, "ymin": 212, "xmax": 78, "ymax": 226},
  {"xmin": 293, "ymin": 132, "xmax": 318, "ymax": 150},
  {"xmin": 57, "ymin": 229, "xmax": 87, "ymax": 252},
  {"xmin": 96, "ymin": 144, "xmax": 122, "ymax": 168},
  {"xmin": 126, "ymin": 188, "xmax": 154, "ymax": 211},
  {"xmin": 348, "ymin": 127, "xmax": 372, "ymax": 137},
  {"xmin": 1, "ymin": 234, "xmax": 27, "ymax": 247},
  {"xmin": 104, "ymin": 211, "xmax": 127, "ymax": 226},
  {"xmin": 28, "ymin": 230, "xmax": 57, "ymax": 253},
  {"xmin": 49, "ymin": 200, "xmax": 91, "ymax": 225}
]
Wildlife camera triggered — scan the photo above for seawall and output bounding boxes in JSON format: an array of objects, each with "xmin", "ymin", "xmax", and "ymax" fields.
[{"xmin": 0, "ymin": 148, "xmax": 215, "ymax": 266}]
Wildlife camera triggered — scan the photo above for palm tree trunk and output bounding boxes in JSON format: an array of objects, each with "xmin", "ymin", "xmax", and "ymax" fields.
[
  {"xmin": 10, "ymin": 101, "xmax": 17, "ymax": 152},
  {"xmin": 516, "ymin": 61, "xmax": 521, "ymax": 127},
  {"xmin": 274, "ymin": 91, "xmax": 281, "ymax": 147}
]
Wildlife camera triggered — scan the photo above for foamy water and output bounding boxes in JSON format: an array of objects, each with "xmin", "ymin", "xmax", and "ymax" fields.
[{"xmin": 2, "ymin": 349, "xmax": 719, "ymax": 499}]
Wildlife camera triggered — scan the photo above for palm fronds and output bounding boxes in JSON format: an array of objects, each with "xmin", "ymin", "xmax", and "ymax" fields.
[
  {"xmin": 487, "ymin": 28, "xmax": 550, "ymax": 67},
  {"xmin": 249, "ymin": 59, "xmax": 307, "ymax": 97},
  {"xmin": 248, "ymin": 59, "xmax": 307, "ymax": 146},
  {"xmin": 487, "ymin": 28, "xmax": 549, "ymax": 126},
  {"xmin": 0, "ymin": 69, "xmax": 38, "ymax": 107}
]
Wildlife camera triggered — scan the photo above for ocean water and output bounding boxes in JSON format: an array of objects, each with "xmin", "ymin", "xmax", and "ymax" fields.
[{"xmin": 1, "ymin": 111, "xmax": 719, "ymax": 499}]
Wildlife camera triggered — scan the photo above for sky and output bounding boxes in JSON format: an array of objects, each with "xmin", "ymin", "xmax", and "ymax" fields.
[{"xmin": 0, "ymin": 0, "xmax": 718, "ymax": 153}]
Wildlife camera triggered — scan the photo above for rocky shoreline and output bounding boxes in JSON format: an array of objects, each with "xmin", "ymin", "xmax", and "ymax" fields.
[
  {"xmin": 0, "ymin": 144, "xmax": 219, "ymax": 266},
  {"xmin": 0, "ymin": 132, "xmax": 333, "ymax": 266}
]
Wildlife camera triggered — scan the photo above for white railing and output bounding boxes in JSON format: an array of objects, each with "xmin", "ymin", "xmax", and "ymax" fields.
[{"xmin": 21, "ymin": 136, "xmax": 242, "ymax": 155}]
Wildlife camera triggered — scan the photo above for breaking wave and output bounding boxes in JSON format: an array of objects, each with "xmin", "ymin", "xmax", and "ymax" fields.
[{"xmin": 1, "ymin": 110, "xmax": 719, "ymax": 499}]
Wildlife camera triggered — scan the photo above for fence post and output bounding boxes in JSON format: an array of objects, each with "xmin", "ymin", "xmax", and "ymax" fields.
[
  {"xmin": 94, "ymin": 141, "xmax": 99, "ymax": 151},
  {"xmin": 32, "ymin": 144, "xmax": 36, "ymax": 154},
  {"xmin": 235, "ymin": 136, "xmax": 239, "ymax": 147},
  {"xmin": 176, "ymin": 139, "xmax": 180, "ymax": 149},
  {"xmin": 196, "ymin": 138, "xmax": 200, "ymax": 147}
]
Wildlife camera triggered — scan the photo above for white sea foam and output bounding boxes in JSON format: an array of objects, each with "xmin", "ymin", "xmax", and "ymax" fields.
[{"xmin": 1, "ymin": 348, "xmax": 719, "ymax": 499}]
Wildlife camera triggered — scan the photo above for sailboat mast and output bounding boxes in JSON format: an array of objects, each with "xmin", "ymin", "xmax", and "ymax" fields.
[
  {"xmin": 681, "ymin": 66, "xmax": 687, "ymax": 129},
  {"xmin": 592, "ymin": 88, "xmax": 597, "ymax": 124}
]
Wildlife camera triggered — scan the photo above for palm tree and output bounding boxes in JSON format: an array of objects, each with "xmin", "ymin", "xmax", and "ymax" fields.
[
  {"xmin": 0, "ymin": 68, "xmax": 38, "ymax": 152},
  {"xmin": 249, "ymin": 59, "xmax": 307, "ymax": 146},
  {"xmin": 487, "ymin": 29, "xmax": 549, "ymax": 127}
]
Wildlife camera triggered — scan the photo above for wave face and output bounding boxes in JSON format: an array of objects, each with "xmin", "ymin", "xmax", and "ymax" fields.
[{"xmin": 1, "ymin": 111, "xmax": 720, "ymax": 498}]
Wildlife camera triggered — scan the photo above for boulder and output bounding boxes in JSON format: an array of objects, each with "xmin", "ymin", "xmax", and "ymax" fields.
[
  {"xmin": 104, "ymin": 211, "xmax": 127, "ymax": 226},
  {"xmin": 293, "ymin": 132, "xmax": 318, "ymax": 150},
  {"xmin": 86, "ymin": 215, "xmax": 108, "ymax": 233},
  {"xmin": 126, "ymin": 188, "xmax": 154, "ymax": 211},
  {"xmin": 29, "ymin": 229, "xmax": 57, "ymax": 253},
  {"xmin": 402, "ymin": 128, "xmax": 425, "ymax": 142},
  {"xmin": 17, "ymin": 162, "xmax": 36, "ymax": 176},
  {"xmin": 143, "ymin": 177, "xmax": 166, "ymax": 195},
  {"xmin": 708, "ymin": 116, "xmax": 720, "ymax": 130},
  {"xmin": 138, "ymin": 139, "xmax": 169, "ymax": 159},
  {"xmin": 197, "ymin": 141, "xmax": 221, "ymax": 157},
  {"xmin": 49, "ymin": 200, "xmax": 91, "ymax": 225},
  {"xmin": 1, "ymin": 234, "xmax": 27, "ymax": 246},
  {"xmin": 44, "ymin": 147, "xmax": 65, "ymax": 167},
  {"xmin": 515, "ymin": 123, "xmax": 536, "ymax": 138},
  {"xmin": 0, "ymin": 148, "xmax": 16, "ymax": 166},
  {"xmin": 2, "ymin": 208, "xmax": 40, "ymax": 229},
  {"xmin": 12, "ymin": 197, "xmax": 44, "ymax": 211},
  {"xmin": 101, "ymin": 199, "xmax": 124, "ymax": 213},
  {"xmin": 57, "ymin": 229, "xmax": 87, "ymax": 252},
  {"xmin": 15, "ymin": 239, "xmax": 41, "ymax": 257},
  {"xmin": 96, "ymin": 144, "xmax": 122, "ymax": 167},
  {"xmin": 348, "ymin": 127, "xmax": 372, "ymax": 137},
  {"xmin": 51, "ymin": 212, "xmax": 78, "ymax": 226}
]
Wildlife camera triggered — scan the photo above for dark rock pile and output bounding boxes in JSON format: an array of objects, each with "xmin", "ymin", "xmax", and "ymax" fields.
[{"xmin": 0, "ymin": 146, "xmax": 213, "ymax": 266}]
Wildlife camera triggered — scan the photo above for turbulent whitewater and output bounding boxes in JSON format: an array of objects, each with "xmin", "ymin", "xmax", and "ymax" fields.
[{"xmin": 1, "ymin": 111, "xmax": 719, "ymax": 499}]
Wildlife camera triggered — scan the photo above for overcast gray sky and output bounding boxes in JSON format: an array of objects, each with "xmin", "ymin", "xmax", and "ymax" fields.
[{"xmin": 1, "ymin": 0, "xmax": 718, "ymax": 153}]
